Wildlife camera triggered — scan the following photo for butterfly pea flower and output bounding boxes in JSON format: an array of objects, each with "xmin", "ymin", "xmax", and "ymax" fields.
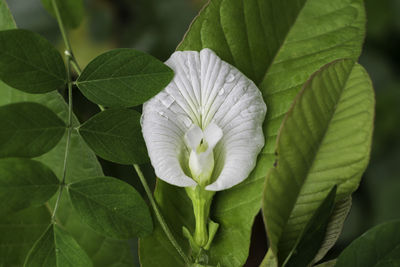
[{"xmin": 141, "ymin": 48, "xmax": 266, "ymax": 251}]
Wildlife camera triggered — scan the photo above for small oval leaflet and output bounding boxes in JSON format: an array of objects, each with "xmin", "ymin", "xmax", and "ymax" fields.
[
  {"xmin": 0, "ymin": 29, "xmax": 66, "ymax": 93},
  {"xmin": 0, "ymin": 102, "xmax": 66, "ymax": 158},
  {"xmin": 76, "ymin": 48, "xmax": 174, "ymax": 108},
  {"xmin": 24, "ymin": 223, "xmax": 92, "ymax": 267},
  {"xmin": 67, "ymin": 176, "xmax": 153, "ymax": 239},
  {"xmin": 0, "ymin": 158, "xmax": 59, "ymax": 214},
  {"xmin": 78, "ymin": 108, "xmax": 148, "ymax": 165}
]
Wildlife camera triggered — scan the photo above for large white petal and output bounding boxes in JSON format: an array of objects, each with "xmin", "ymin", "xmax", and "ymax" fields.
[{"xmin": 141, "ymin": 48, "xmax": 266, "ymax": 190}]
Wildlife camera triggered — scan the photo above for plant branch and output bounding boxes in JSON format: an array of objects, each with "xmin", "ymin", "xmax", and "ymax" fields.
[
  {"xmin": 51, "ymin": 56, "xmax": 73, "ymax": 221},
  {"xmin": 133, "ymin": 164, "xmax": 192, "ymax": 265},
  {"xmin": 51, "ymin": 0, "xmax": 81, "ymax": 75}
]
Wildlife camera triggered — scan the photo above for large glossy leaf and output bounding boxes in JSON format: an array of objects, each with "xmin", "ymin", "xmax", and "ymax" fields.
[
  {"xmin": 24, "ymin": 223, "xmax": 92, "ymax": 267},
  {"xmin": 41, "ymin": 0, "xmax": 84, "ymax": 29},
  {"xmin": 68, "ymin": 177, "xmax": 153, "ymax": 239},
  {"xmin": 76, "ymin": 48, "xmax": 174, "ymax": 108},
  {"xmin": 335, "ymin": 220, "xmax": 400, "ymax": 266},
  {"xmin": 0, "ymin": 158, "xmax": 59, "ymax": 214},
  {"xmin": 140, "ymin": 0, "xmax": 366, "ymax": 266},
  {"xmin": 0, "ymin": 29, "xmax": 66, "ymax": 93},
  {"xmin": 0, "ymin": 102, "xmax": 66, "ymax": 158},
  {"xmin": 0, "ymin": 0, "xmax": 16, "ymax": 30},
  {"xmin": 79, "ymin": 108, "xmax": 148, "ymax": 164},
  {"xmin": 0, "ymin": 206, "xmax": 51, "ymax": 267},
  {"xmin": 263, "ymin": 59, "xmax": 374, "ymax": 264}
]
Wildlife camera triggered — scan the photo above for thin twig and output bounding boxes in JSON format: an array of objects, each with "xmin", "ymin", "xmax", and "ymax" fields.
[{"xmin": 133, "ymin": 164, "xmax": 192, "ymax": 265}]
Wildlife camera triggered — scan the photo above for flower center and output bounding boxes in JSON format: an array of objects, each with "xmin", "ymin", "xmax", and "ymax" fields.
[{"xmin": 185, "ymin": 122, "xmax": 223, "ymax": 186}]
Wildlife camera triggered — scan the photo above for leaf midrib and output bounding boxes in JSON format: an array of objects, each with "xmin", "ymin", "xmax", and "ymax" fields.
[
  {"xmin": 276, "ymin": 61, "xmax": 355, "ymax": 255},
  {"xmin": 0, "ymin": 47, "xmax": 65, "ymax": 82},
  {"xmin": 69, "ymin": 186, "xmax": 148, "ymax": 229}
]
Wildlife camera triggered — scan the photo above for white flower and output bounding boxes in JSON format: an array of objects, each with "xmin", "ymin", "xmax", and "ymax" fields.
[{"xmin": 141, "ymin": 48, "xmax": 266, "ymax": 191}]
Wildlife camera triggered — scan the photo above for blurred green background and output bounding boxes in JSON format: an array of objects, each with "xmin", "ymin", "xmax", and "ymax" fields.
[{"xmin": 6, "ymin": 0, "xmax": 400, "ymax": 265}]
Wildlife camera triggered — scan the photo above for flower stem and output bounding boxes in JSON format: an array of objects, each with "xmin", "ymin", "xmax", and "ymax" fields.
[
  {"xmin": 51, "ymin": 0, "xmax": 81, "ymax": 76},
  {"xmin": 133, "ymin": 164, "xmax": 192, "ymax": 265}
]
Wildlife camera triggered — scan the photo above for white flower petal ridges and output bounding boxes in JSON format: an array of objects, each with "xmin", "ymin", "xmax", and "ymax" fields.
[{"xmin": 141, "ymin": 48, "xmax": 266, "ymax": 191}]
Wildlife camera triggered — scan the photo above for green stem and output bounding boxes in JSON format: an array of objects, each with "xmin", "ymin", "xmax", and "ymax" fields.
[
  {"xmin": 51, "ymin": 56, "xmax": 73, "ymax": 221},
  {"xmin": 133, "ymin": 164, "xmax": 192, "ymax": 265},
  {"xmin": 185, "ymin": 186, "xmax": 215, "ymax": 248},
  {"xmin": 51, "ymin": 0, "xmax": 81, "ymax": 75}
]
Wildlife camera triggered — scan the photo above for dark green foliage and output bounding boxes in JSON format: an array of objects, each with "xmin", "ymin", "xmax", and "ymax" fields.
[
  {"xmin": 0, "ymin": 158, "xmax": 59, "ymax": 214},
  {"xmin": 79, "ymin": 108, "xmax": 148, "ymax": 164},
  {"xmin": 0, "ymin": 29, "xmax": 66, "ymax": 93},
  {"xmin": 0, "ymin": 102, "xmax": 66, "ymax": 158},
  {"xmin": 68, "ymin": 177, "xmax": 153, "ymax": 239},
  {"xmin": 76, "ymin": 49, "xmax": 174, "ymax": 108}
]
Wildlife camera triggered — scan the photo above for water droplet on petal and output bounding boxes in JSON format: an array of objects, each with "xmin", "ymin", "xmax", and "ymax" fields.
[
  {"xmin": 158, "ymin": 111, "xmax": 168, "ymax": 120},
  {"xmin": 218, "ymin": 88, "xmax": 225, "ymax": 96},
  {"xmin": 140, "ymin": 114, "xmax": 144, "ymax": 126},
  {"xmin": 240, "ymin": 106, "xmax": 258, "ymax": 118},
  {"xmin": 161, "ymin": 94, "xmax": 175, "ymax": 108},
  {"xmin": 226, "ymin": 73, "xmax": 235, "ymax": 83},
  {"xmin": 180, "ymin": 116, "xmax": 192, "ymax": 127},
  {"xmin": 234, "ymin": 97, "xmax": 238, "ymax": 102}
]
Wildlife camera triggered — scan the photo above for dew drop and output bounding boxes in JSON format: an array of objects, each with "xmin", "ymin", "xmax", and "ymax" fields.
[
  {"xmin": 55, "ymin": 248, "xmax": 60, "ymax": 253},
  {"xmin": 180, "ymin": 116, "xmax": 192, "ymax": 127},
  {"xmin": 234, "ymin": 97, "xmax": 238, "ymax": 102},
  {"xmin": 140, "ymin": 114, "xmax": 145, "ymax": 126},
  {"xmin": 218, "ymin": 88, "xmax": 225, "ymax": 96},
  {"xmin": 158, "ymin": 111, "xmax": 168, "ymax": 120},
  {"xmin": 226, "ymin": 73, "xmax": 235, "ymax": 83},
  {"xmin": 161, "ymin": 94, "xmax": 175, "ymax": 108}
]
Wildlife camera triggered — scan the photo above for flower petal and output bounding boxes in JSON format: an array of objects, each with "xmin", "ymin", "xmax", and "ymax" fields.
[
  {"xmin": 185, "ymin": 124, "xmax": 204, "ymax": 151},
  {"xmin": 142, "ymin": 48, "xmax": 266, "ymax": 190},
  {"xmin": 203, "ymin": 122, "xmax": 223, "ymax": 149}
]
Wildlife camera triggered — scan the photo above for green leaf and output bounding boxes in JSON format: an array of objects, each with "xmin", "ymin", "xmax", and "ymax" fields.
[
  {"xmin": 79, "ymin": 108, "xmax": 148, "ymax": 164},
  {"xmin": 0, "ymin": 17, "xmax": 135, "ymax": 267},
  {"xmin": 311, "ymin": 197, "xmax": 352, "ymax": 264},
  {"xmin": 24, "ymin": 223, "xmax": 92, "ymax": 267},
  {"xmin": 260, "ymin": 249, "xmax": 278, "ymax": 267},
  {"xmin": 0, "ymin": 84, "xmax": 136, "ymax": 267},
  {"xmin": 263, "ymin": 59, "xmax": 374, "ymax": 265},
  {"xmin": 76, "ymin": 48, "xmax": 174, "ymax": 108},
  {"xmin": 0, "ymin": 0, "xmax": 16, "ymax": 30},
  {"xmin": 0, "ymin": 206, "xmax": 51, "ymax": 267},
  {"xmin": 335, "ymin": 220, "xmax": 400, "ymax": 267},
  {"xmin": 141, "ymin": 0, "xmax": 366, "ymax": 265},
  {"xmin": 283, "ymin": 186, "xmax": 337, "ymax": 267},
  {"xmin": 54, "ymin": 192, "xmax": 137, "ymax": 267},
  {"xmin": 0, "ymin": 29, "xmax": 66, "ymax": 93},
  {"xmin": 68, "ymin": 177, "xmax": 153, "ymax": 239},
  {"xmin": 0, "ymin": 158, "xmax": 59, "ymax": 214},
  {"xmin": 41, "ymin": 0, "xmax": 84, "ymax": 29},
  {"xmin": 0, "ymin": 102, "xmax": 66, "ymax": 158}
]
